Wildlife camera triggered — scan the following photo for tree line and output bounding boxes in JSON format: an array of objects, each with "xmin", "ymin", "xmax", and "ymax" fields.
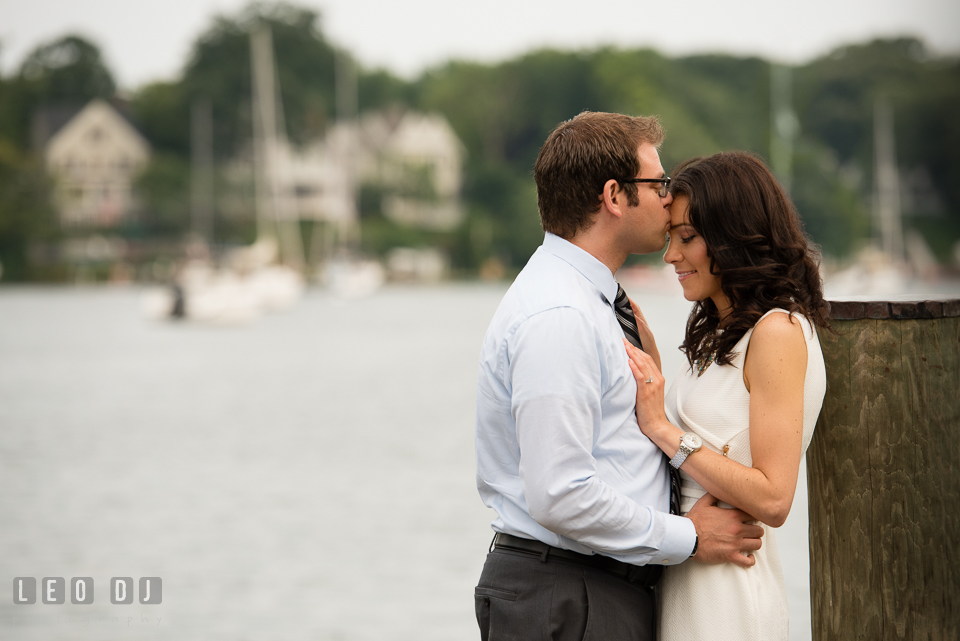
[{"xmin": 1, "ymin": 2, "xmax": 957, "ymax": 280}]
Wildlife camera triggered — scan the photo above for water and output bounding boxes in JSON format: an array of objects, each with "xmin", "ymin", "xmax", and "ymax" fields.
[{"xmin": 0, "ymin": 284, "xmax": 813, "ymax": 640}]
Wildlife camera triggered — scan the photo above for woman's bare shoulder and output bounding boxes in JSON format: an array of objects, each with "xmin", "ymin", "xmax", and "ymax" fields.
[
  {"xmin": 752, "ymin": 310, "xmax": 807, "ymax": 343},
  {"xmin": 744, "ymin": 311, "xmax": 807, "ymax": 382}
]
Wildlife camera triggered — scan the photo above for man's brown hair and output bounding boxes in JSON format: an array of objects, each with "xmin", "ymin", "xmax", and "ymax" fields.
[{"xmin": 534, "ymin": 111, "xmax": 665, "ymax": 239}]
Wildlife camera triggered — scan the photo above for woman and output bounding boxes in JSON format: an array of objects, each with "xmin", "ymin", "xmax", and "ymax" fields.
[{"xmin": 624, "ymin": 151, "xmax": 829, "ymax": 641}]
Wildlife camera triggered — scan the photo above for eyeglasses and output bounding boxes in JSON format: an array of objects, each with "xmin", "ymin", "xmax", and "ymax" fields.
[{"xmin": 619, "ymin": 177, "xmax": 671, "ymax": 198}]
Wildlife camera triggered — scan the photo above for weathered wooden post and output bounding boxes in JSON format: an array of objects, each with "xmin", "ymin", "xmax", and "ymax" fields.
[{"xmin": 808, "ymin": 299, "xmax": 960, "ymax": 640}]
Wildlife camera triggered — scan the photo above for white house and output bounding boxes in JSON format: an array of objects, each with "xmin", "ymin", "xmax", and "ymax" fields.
[
  {"xmin": 265, "ymin": 110, "xmax": 465, "ymax": 231},
  {"xmin": 45, "ymin": 99, "xmax": 151, "ymax": 227},
  {"xmin": 282, "ymin": 123, "xmax": 359, "ymax": 226},
  {"xmin": 375, "ymin": 112, "xmax": 466, "ymax": 230}
]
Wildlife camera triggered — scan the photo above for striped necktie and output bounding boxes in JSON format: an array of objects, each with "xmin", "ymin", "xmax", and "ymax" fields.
[
  {"xmin": 614, "ymin": 284, "xmax": 643, "ymax": 349},
  {"xmin": 613, "ymin": 283, "xmax": 681, "ymax": 516}
]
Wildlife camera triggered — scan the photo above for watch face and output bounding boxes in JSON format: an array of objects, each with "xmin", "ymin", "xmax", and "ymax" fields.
[{"xmin": 682, "ymin": 433, "xmax": 702, "ymax": 449}]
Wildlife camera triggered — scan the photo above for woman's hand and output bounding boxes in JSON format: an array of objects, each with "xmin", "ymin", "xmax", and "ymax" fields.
[
  {"xmin": 624, "ymin": 338, "xmax": 670, "ymax": 439},
  {"xmin": 628, "ymin": 296, "xmax": 661, "ymax": 372}
]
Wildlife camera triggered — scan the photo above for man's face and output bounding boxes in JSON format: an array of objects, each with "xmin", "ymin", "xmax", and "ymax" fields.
[{"xmin": 622, "ymin": 142, "xmax": 672, "ymax": 254}]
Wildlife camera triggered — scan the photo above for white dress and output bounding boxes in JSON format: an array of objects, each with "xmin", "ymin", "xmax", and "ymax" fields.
[{"xmin": 657, "ymin": 309, "xmax": 826, "ymax": 641}]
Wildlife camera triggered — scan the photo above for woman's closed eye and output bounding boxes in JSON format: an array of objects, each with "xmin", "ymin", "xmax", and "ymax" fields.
[{"xmin": 667, "ymin": 232, "xmax": 697, "ymax": 245}]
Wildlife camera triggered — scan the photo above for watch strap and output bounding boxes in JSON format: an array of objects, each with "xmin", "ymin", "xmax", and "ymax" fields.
[{"xmin": 669, "ymin": 444, "xmax": 691, "ymax": 469}]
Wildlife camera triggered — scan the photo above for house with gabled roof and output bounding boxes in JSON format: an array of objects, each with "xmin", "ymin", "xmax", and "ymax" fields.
[{"xmin": 45, "ymin": 99, "xmax": 151, "ymax": 227}]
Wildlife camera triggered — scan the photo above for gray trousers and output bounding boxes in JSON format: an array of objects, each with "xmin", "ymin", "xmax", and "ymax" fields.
[{"xmin": 475, "ymin": 547, "xmax": 656, "ymax": 641}]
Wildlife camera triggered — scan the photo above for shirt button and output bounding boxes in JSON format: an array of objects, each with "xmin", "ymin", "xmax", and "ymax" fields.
[{"xmin": 662, "ymin": 559, "xmax": 669, "ymax": 563}]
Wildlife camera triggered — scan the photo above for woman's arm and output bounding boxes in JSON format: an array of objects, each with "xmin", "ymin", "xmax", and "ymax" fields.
[{"xmin": 626, "ymin": 312, "xmax": 807, "ymax": 527}]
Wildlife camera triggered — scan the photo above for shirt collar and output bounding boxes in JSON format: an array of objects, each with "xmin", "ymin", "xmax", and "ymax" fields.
[{"xmin": 542, "ymin": 232, "xmax": 619, "ymax": 306}]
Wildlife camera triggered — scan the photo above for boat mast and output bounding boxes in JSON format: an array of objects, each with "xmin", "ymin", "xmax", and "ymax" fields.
[
  {"xmin": 873, "ymin": 98, "xmax": 904, "ymax": 263},
  {"xmin": 190, "ymin": 97, "xmax": 214, "ymax": 244},
  {"xmin": 250, "ymin": 24, "xmax": 304, "ymax": 269},
  {"xmin": 769, "ymin": 63, "xmax": 798, "ymax": 196},
  {"xmin": 335, "ymin": 49, "xmax": 359, "ymax": 251}
]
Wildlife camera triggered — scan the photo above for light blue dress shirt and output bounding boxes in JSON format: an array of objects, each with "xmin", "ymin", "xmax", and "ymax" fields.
[{"xmin": 475, "ymin": 232, "xmax": 696, "ymax": 566}]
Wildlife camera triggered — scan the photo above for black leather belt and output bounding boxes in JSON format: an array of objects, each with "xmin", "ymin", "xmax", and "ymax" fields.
[{"xmin": 491, "ymin": 532, "xmax": 663, "ymax": 588}]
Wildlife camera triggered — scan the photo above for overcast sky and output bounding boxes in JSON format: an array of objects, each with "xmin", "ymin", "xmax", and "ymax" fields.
[{"xmin": 2, "ymin": 0, "xmax": 959, "ymax": 91}]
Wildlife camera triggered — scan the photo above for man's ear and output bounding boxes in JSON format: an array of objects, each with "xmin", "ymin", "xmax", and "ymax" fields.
[{"xmin": 601, "ymin": 179, "xmax": 624, "ymax": 219}]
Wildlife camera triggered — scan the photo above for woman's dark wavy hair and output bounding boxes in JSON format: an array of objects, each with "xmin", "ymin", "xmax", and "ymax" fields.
[{"xmin": 669, "ymin": 151, "xmax": 830, "ymax": 372}]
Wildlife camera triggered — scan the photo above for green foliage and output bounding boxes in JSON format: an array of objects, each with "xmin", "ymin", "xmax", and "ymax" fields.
[
  {"xmin": 134, "ymin": 154, "xmax": 192, "ymax": 235},
  {"xmin": 910, "ymin": 215, "xmax": 960, "ymax": 263},
  {"xmin": 416, "ymin": 48, "xmax": 773, "ymax": 269},
  {"xmin": 667, "ymin": 55, "xmax": 771, "ymax": 160},
  {"xmin": 419, "ymin": 61, "xmax": 514, "ymax": 162},
  {"xmin": 795, "ymin": 37, "xmax": 960, "ymax": 250},
  {"xmin": 130, "ymin": 82, "xmax": 190, "ymax": 155},
  {"xmin": 893, "ymin": 59, "xmax": 960, "ymax": 219},
  {"xmin": 495, "ymin": 49, "xmax": 607, "ymax": 170},
  {"xmin": 790, "ymin": 143, "xmax": 871, "ymax": 257},
  {"xmin": 2, "ymin": 34, "xmax": 116, "ymax": 149},
  {"xmin": 458, "ymin": 159, "xmax": 541, "ymax": 269},
  {"xmin": 358, "ymin": 213, "xmax": 452, "ymax": 258},
  {"xmin": 0, "ymin": 68, "xmax": 22, "ymax": 145},
  {"xmin": 180, "ymin": 2, "xmax": 337, "ymax": 155},
  {"xmin": 4, "ymin": 4, "xmax": 960, "ymax": 278},
  {"xmin": 129, "ymin": 3, "xmax": 341, "ymax": 161},
  {"xmin": 358, "ymin": 183, "xmax": 387, "ymax": 219},
  {"xmin": 18, "ymin": 35, "xmax": 115, "ymax": 103},
  {"xmin": 410, "ymin": 38, "xmax": 959, "ymax": 269},
  {"xmin": 795, "ymin": 38, "xmax": 928, "ymax": 166},
  {"xmin": 392, "ymin": 162, "xmax": 438, "ymax": 201},
  {"xmin": 358, "ymin": 69, "xmax": 418, "ymax": 112},
  {"xmin": 0, "ymin": 142, "xmax": 59, "ymax": 280}
]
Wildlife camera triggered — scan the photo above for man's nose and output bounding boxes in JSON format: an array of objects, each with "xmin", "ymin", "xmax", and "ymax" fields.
[{"xmin": 661, "ymin": 191, "xmax": 673, "ymax": 206}]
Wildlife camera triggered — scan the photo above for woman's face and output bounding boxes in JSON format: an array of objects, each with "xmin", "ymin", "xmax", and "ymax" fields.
[{"xmin": 663, "ymin": 195, "xmax": 730, "ymax": 312}]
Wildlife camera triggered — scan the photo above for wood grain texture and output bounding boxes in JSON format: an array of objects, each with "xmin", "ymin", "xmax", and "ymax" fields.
[
  {"xmin": 809, "ymin": 316, "xmax": 960, "ymax": 641},
  {"xmin": 828, "ymin": 299, "xmax": 960, "ymax": 320}
]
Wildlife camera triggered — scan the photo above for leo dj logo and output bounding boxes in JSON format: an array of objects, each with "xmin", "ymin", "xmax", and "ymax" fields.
[{"xmin": 13, "ymin": 577, "xmax": 162, "ymax": 605}]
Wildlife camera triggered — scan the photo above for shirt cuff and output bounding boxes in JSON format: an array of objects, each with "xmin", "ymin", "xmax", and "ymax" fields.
[{"xmin": 655, "ymin": 514, "xmax": 698, "ymax": 565}]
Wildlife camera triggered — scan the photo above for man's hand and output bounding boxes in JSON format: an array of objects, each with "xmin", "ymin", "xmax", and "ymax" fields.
[{"xmin": 685, "ymin": 493, "xmax": 764, "ymax": 568}]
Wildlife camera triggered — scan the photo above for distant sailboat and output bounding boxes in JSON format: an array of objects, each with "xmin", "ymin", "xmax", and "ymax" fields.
[
  {"xmin": 823, "ymin": 98, "xmax": 948, "ymax": 299},
  {"xmin": 249, "ymin": 24, "xmax": 306, "ymax": 274},
  {"xmin": 316, "ymin": 50, "xmax": 384, "ymax": 298},
  {"xmin": 141, "ymin": 23, "xmax": 305, "ymax": 323}
]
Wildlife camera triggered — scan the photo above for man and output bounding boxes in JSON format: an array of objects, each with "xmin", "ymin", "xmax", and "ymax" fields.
[{"xmin": 473, "ymin": 112, "xmax": 764, "ymax": 640}]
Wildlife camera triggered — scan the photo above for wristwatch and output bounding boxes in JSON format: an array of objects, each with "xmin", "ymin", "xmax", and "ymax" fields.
[{"xmin": 669, "ymin": 432, "xmax": 702, "ymax": 469}]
